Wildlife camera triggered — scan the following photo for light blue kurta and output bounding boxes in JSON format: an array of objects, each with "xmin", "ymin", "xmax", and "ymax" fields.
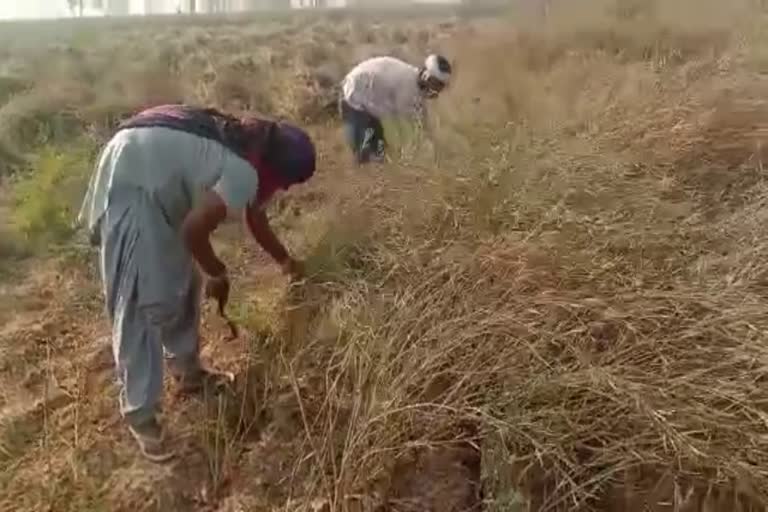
[{"xmin": 78, "ymin": 126, "xmax": 259, "ymax": 427}]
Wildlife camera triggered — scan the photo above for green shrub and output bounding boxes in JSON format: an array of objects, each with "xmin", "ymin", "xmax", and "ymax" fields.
[
  {"xmin": 381, "ymin": 117, "xmax": 428, "ymax": 161},
  {"xmin": 11, "ymin": 142, "xmax": 94, "ymax": 248},
  {"xmin": 0, "ymin": 75, "xmax": 30, "ymax": 105}
]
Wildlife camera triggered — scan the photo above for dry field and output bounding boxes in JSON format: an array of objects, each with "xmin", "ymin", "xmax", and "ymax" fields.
[{"xmin": 4, "ymin": 1, "xmax": 768, "ymax": 511}]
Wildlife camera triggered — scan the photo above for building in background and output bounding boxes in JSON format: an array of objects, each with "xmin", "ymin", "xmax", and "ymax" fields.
[
  {"xmin": 80, "ymin": 0, "xmax": 461, "ymax": 16},
  {"xmin": 292, "ymin": 0, "xmax": 346, "ymax": 7},
  {"xmin": 104, "ymin": 0, "xmax": 131, "ymax": 15},
  {"xmin": 78, "ymin": 0, "xmax": 129, "ymax": 15},
  {"xmin": 195, "ymin": 0, "xmax": 244, "ymax": 13},
  {"xmin": 136, "ymin": 0, "xmax": 179, "ymax": 14},
  {"xmin": 189, "ymin": 0, "xmax": 290, "ymax": 12}
]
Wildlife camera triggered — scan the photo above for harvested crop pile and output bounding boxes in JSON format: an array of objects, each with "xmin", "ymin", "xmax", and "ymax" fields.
[
  {"xmin": 280, "ymin": 152, "xmax": 768, "ymax": 510},
  {"xmin": 264, "ymin": 3, "xmax": 768, "ymax": 510}
]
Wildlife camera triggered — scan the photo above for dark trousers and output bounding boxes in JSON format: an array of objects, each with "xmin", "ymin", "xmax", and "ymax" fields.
[{"xmin": 340, "ymin": 99, "xmax": 385, "ymax": 164}]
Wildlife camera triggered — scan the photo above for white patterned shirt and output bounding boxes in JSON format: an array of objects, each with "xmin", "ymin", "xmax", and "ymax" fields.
[{"xmin": 341, "ymin": 56, "xmax": 427, "ymax": 122}]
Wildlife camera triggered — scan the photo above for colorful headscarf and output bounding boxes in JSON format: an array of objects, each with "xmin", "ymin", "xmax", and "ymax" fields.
[
  {"xmin": 240, "ymin": 120, "xmax": 316, "ymax": 205},
  {"xmin": 267, "ymin": 122, "xmax": 316, "ymax": 185},
  {"xmin": 120, "ymin": 105, "xmax": 316, "ymax": 198}
]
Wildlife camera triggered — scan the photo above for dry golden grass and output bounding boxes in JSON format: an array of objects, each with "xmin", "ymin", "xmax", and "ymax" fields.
[{"xmin": 5, "ymin": 1, "xmax": 768, "ymax": 511}]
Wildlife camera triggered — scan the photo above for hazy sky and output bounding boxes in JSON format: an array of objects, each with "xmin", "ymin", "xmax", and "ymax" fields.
[
  {"xmin": 0, "ymin": 0, "xmax": 457, "ymax": 20},
  {"xmin": 0, "ymin": 0, "xmax": 179, "ymax": 19},
  {"xmin": 0, "ymin": 0, "xmax": 70, "ymax": 20}
]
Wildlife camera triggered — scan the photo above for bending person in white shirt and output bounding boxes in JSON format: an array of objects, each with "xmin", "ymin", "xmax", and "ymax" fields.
[{"xmin": 339, "ymin": 54, "xmax": 453, "ymax": 164}]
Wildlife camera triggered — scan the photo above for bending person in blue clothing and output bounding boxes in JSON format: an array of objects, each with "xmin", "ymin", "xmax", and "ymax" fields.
[{"xmin": 78, "ymin": 105, "xmax": 316, "ymax": 462}]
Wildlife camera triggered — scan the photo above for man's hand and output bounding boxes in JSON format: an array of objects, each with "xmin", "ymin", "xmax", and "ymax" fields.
[
  {"xmin": 281, "ymin": 258, "xmax": 305, "ymax": 280},
  {"xmin": 205, "ymin": 271, "xmax": 231, "ymax": 309}
]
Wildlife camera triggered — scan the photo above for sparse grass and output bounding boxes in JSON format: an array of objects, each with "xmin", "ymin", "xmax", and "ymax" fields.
[{"xmin": 5, "ymin": 1, "xmax": 768, "ymax": 511}]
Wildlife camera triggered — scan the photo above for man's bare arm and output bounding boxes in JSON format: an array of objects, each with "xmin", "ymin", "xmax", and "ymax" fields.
[
  {"xmin": 181, "ymin": 190, "xmax": 228, "ymax": 277},
  {"xmin": 244, "ymin": 205, "xmax": 290, "ymax": 265}
]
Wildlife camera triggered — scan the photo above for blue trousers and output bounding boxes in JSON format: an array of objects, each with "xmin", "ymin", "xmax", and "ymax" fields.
[{"xmin": 340, "ymin": 99, "xmax": 385, "ymax": 164}]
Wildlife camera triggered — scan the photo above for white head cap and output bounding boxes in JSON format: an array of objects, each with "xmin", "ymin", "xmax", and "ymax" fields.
[{"xmin": 423, "ymin": 54, "xmax": 452, "ymax": 86}]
